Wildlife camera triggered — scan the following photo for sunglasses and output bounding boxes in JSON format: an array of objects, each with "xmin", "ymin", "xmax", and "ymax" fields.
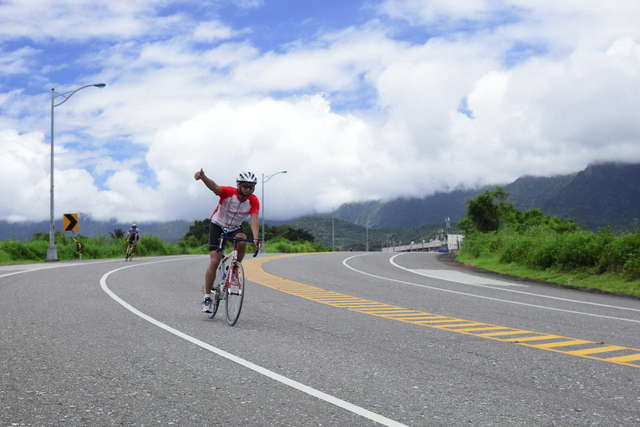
[{"xmin": 240, "ymin": 184, "xmax": 255, "ymax": 189}]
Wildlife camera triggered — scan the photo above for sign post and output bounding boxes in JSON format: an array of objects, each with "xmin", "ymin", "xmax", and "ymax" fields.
[{"xmin": 63, "ymin": 213, "xmax": 81, "ymax": 260}]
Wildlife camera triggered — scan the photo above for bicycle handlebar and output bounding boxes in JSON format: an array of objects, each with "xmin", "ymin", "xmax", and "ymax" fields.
[{"xmin": 221, "ymin": 236, "xmax": 262, "ymax": 257}]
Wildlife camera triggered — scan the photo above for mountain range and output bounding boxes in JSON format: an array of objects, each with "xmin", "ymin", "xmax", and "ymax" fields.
[
  {"xmin": 2, "ymin": 162, "xmax": 638, "ymax": 244},
  {"xmin": 332, "ymin": 162, "xmax": 640, "ymax": 230}
]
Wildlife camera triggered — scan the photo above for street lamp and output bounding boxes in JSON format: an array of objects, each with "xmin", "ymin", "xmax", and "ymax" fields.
[
  {"xmin": 331, "ymin": 215, "xmax": 335, "ymax": 251},
  {"xmin": 46, "ymin": 83, "xmax": 106, "ymax": 261},
  {"xmin": 260, "ymin": 170, "xmax": 287, "ymax": 253},
  {"xmin": 365, "ymin": 222, "xmax": 369, "ymax": 252}
]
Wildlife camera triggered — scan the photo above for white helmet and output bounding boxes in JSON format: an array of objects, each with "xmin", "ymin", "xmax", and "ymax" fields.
[{"xmin": 236, "ymin": 171, "xmax": 257, "ymax": 184}]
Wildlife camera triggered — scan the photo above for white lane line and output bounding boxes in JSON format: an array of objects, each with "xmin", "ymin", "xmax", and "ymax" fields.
[
  {"xmin": 0, "ymin": 255, "xmax": 203, "ymax": 280},
  {"xmin": 399, "ymin": 267, "xmax": 528, "ymax": 287},
  {"xmin": 389, "ymin": 253, "xmax": 640, "ymax": 314},
  {"xmin": 342, "ymin": 254, "xmax": 640, "ymax": 324},
  {"xmin": 100, "ymin": 260, "xmax": 407, "ymax": 427}
]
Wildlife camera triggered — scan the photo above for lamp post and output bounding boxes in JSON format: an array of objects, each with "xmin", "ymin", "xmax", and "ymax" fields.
[
  {"xmin": 46, "ymin": 83, "xmax": 106, "ymax": 261},
  {"xmin": 365, "ymin": 222, "xmax": 369, "ymax": 252},
  {"xmin": 260, "ymin": 170, "xmax": 287, "ymax": 253},
  {"xmin": 331, "ymin": 215, "xmax": 335, "ymax": 251}
]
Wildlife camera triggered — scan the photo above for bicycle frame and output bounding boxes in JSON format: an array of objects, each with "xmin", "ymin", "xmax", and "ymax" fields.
[
  {"xmin": 209, "ymin": 232, "xmax": 260, "ymax": 325},
  {"xmin": 215, "ymin": 235, "xmax": 258, "ymax": 292}
]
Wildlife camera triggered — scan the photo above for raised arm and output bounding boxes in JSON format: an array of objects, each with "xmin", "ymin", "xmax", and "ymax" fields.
[
  {"xmin": 194, "ymin": 168, "xmax": 221, "ymax": 195},
  {"xmin": 250, "ymin": 213, "xmax": 260, "ymax": 247}
]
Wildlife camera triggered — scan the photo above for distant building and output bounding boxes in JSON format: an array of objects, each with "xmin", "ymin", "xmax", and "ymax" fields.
[{"xmin": 447, "ymin": 234, "xmax": 464, "ymax": 251}]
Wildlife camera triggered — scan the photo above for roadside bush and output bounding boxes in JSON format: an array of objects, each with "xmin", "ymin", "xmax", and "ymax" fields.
[
  {"xmin": 623, "ymin": 253, "xmax": 640, "ymax": 281},
  {"xmin": 554, "ymin": 231, "xmax": 603, "ymax": 270},
  {"xmin": 266, "ymin": 238, "xmax": 328, "ymax": 253},
  {"xmin": 57, "ymin": 243, "xmax": 78, "ymax": 260},
  {"xmin": 0, "ymin": 249, "xmax": 11, "ymax": 263},
  {"xmin": 526, "ymin": 233, "xmax": 559, "ymax": 269},
  {"xmin": 0, "ymin": 240, "xmax": 47, "ymax": 261},
  {"xmin": 599, "ymin": 232, "xmax": 640, "ymax": 273},
  {"xmin": 459, "ymin": 233, "xmax": 489, "ymax": 257},
  {"xmin": 499, "ymin": 234, "xmax": 532, "ymax": 264},
  {"xmin": 137, "ymin": 235, "xmax": 166, "ymax": 256}
]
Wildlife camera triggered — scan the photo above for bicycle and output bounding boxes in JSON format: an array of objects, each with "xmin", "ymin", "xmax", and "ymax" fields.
[
  {"xmin": 208, "ymin": 234, "xmax": 260, "ymax": 326},
  {"xmin": 124, "ymin": 241, "xmax": 137, "ymax": 261}
]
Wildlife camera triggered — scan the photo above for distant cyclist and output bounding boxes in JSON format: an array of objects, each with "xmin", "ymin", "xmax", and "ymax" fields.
[
  {"xmin": 194, "ymin": 169, "xmax": 260, "ymax": 313},
  {"xmin": 124, "ymin": 224, "xmax": 140, "ymax": 260}
]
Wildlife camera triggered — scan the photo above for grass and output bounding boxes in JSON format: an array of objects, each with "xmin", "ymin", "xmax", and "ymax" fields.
[
  {"xmin": 456, "ymin": 251, "xmax": 640, "ymax": 298},
  {"xmin": 0, "ymin": 233, "xmax": 328, "ymax": 264}
]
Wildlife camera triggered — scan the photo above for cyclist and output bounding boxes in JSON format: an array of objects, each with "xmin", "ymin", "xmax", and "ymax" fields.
[
  {"xmin": 194, "ymin": 169, "xmax": 260, "ymax": 313},
  {"xmin": 124, "ymin": 223, "xmax": 140, "ymax": 260}
]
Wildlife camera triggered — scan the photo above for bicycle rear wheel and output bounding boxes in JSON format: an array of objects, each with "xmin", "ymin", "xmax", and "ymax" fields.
[{"xmin": 225, "ymin": 262, "xmax": 245, "ymax": 326}]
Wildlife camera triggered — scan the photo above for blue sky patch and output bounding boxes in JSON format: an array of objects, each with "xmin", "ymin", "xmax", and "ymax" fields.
[
  {"xmin": 504, "ymin": 40, "xmax": 548, "ymax": 67},
  {"xmin": 457, "ymin": 96, "xmax": 474, "ymax": 119}
]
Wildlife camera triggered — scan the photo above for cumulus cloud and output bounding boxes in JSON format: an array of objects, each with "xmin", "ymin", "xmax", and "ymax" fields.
[
  {"xmin": 0, "ymin": 0, "xmax": 181, "ymax": 40},
  {"xmin": 379, "ymin": 0, "xmax": 498, "ymax": 25},
  {"xmin": 2, "ymin": 0, "xmax": 640, "ymax": 223},
  {"xmin": 0, "ymin": 129, "xmax": 99, "ymax": 221},
  {"xmin": 192, "ymin": 21, "xmax": 240, "ymax": 42},
  {"xmin": 148, "ymin": 96, "xmax": 381, "ymax": 221},
  {"xmin": 0, "ymin": 46, "xmax": 39, "ymax": 74}
]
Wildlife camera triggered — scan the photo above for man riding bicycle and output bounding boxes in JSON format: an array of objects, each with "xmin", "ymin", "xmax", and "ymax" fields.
[
  {"xmin": 124, "ymin": 224, "xmax": 140, "ymax": 259},
  {"xmin": 194, "ymin": 169, "xmax": 260, "ymax": 313}
]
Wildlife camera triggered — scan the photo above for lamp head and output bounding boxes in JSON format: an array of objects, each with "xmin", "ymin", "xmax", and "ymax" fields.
[{"xmin": 94, "ymin": 83, "xmax": 106, "ymax": 88}]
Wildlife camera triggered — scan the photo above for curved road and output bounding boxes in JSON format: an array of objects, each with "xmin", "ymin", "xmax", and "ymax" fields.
[{"xmin": 1, "ymin": 252, "xmax": 639, "ymax": 425}]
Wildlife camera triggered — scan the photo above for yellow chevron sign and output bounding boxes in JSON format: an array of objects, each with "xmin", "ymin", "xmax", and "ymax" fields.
[{"xmin": 63, "ymin": 213, "xmax": 79, "ymax": 232}]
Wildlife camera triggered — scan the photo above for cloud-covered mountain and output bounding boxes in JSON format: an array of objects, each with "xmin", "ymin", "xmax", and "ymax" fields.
[
  {"xmin": 333, "ymin": 163, "xmax": 640, "ymax": 230},
  {"xmin": 2, "ymin": 162, "xmax": 638, "ymax": 242}
]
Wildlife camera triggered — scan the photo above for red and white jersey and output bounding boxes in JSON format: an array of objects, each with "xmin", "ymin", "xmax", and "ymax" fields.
[{"xmin": 210, "ymin": 186, "xmax": 260, "ymax": 229}]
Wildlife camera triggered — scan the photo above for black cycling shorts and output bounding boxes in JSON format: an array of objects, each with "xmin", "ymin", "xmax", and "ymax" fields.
[{"xmin": 208, "ymin": 222, "xmax": 242, "ymax": 252}]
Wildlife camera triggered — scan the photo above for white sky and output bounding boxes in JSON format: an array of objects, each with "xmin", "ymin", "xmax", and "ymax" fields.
[{"xmin": 1, "ymin": 0, "xmax": 640, "ymax": 222}]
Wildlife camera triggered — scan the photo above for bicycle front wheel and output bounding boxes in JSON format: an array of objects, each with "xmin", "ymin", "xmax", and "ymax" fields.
[
  {"xmin": 225, "ymin": 262, "xmax": 245, "ymax": 326},
  {"xmin": 208, "ymin": 288, "xmax": 220, "ymax": 319}
]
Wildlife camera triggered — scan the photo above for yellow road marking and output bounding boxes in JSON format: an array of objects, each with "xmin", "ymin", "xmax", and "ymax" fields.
[
  {"xmin": 501, "ymin": 335, "xmax": 560, "ymax": 342},
  {"xmin": 605, "ymin": 354, "xmax": 640, "ymax": 363},
  {"xmin": 452, "ymin": 326, "xmax": 509, "ymax": 332},
  {"xmin": 565, "ymin": 346, "xmax": 627, "ymax": 356},
  {"xmin": 531, "ymin": 339, "xmax": 592, "ymax": 349},
  {"xmin": 244, "ymin": 254, "xmax": 640, "ymax": 369},
  {"xmin": 476, "ymin": 330, "xmax": 531, "ymax": 337},
  {"xmin": 439, "ymin": 322, "xmax": 488, "ymax": 328},
  {"xmin": 413, "ymin": 318, "xmax": 463, "ymax": 323},
  {"xmin": 360, "ymin": 310, "xmax": 419, "ymax": 314}
]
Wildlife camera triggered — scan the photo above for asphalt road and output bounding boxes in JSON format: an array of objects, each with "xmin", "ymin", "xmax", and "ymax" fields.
[{"xmin": 1, "ymin": 252, "xmax": 639, "ymax": 426}]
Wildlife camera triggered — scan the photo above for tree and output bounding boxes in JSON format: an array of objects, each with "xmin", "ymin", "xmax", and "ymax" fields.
[
  {"xmin": 462, "ymin": 187, "xmax": 516, "ymax": 233},
  {"xmin": 184, "ymin": 219, "xmax": 211, "ymax": 246},
  {"xmin": 110, "ymin": 228, "xmax": 125, "ymax": 240}
]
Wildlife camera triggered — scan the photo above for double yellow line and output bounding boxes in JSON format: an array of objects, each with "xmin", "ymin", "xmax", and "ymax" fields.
[{"xmin": 244, "ymin": 254, "xmax": 640, "ymax": 369}]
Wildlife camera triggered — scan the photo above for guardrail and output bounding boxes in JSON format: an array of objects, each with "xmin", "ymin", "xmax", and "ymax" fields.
[
  {"xmin": 380, "ymin": 234, "xmax": 464, "ymax": 253},
  {"xmin": 381, "ymin": 240, "xmax": 444, "ymax": 253}
]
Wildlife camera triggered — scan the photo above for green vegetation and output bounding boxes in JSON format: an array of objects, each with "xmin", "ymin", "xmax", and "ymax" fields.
[
  {"xmin": 457, "ymin": 187, "xmax": 640, "ymax": 297},
  {"xmin": 0, "ymin": 232, "xmax": 194, "ymax": 263},
  {"xmin": 0, "ymin": 219, "xmax": 327, "ymax": 264}
]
